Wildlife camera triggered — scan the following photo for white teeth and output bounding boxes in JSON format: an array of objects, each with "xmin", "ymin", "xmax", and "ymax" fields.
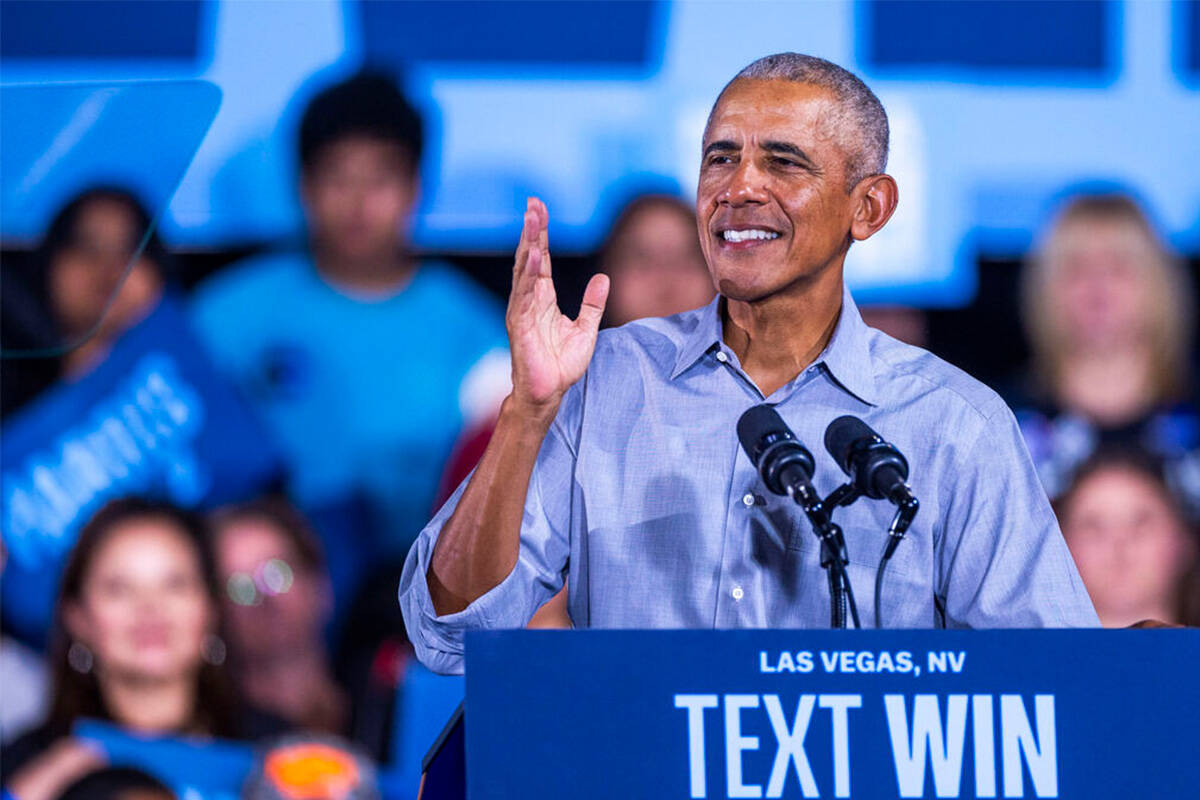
[{"xmin": 722, "ymin": 229, "xmax": 780, "ymax": 242}]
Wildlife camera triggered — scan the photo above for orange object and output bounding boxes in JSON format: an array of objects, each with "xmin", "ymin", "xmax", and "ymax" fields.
[{"xmin": 263, "ymin": 743, "xmax": 361, "ymax": 800}]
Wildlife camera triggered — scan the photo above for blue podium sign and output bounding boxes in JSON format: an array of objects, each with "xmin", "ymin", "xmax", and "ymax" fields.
[{"xmin": 464, "ymin": 630, "xmax": 1200, "ymax": 799}]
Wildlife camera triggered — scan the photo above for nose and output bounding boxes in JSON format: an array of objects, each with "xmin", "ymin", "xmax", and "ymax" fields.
[{"xmin": 719, "ymin": 159, "xmax": 769, "ymax": 206}]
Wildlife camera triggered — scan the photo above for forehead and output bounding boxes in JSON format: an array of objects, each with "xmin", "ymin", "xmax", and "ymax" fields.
[
  {"xmin": 89, "ymin": 518, "xmax": 197, "ymax": 573},
  {"xmin": 308, "ymin": 135, "xmax": 408, "ymax": 174},
  {"xmin": 704, "ymin": 79, "xmax": 842, "ymax": 146},
  {"xmin": 216, "ymin": 517, "xmax": 295, "ymax": 563}
]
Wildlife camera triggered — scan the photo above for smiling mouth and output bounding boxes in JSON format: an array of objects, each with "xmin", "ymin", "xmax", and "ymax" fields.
[{"xmin": 718, "ymin": 228, "xmax": 781, "ymax": 246}]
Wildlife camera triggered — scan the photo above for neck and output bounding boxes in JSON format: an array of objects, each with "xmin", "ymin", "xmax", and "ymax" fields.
[
  {"xmin": 61, "ymin": 337, "xmax": 111, "ymax": 378},
  {"xmin": 1055, "ymin": 344, "xmax": 1156, "ymax": 426},
  {"xmin": 313, "ymin": 245, "xmax": 413, "ymax": 295},
  {"xmin": 98, "ymin": 671, "xmax": 197, "ymax": 734},
  {"xmin": 723, "ymin": 270, "xmax": 844, "ymax": 398},
  {"xmin": 236, "ymin": 645, "xmax": 344, "ymax": 731}
]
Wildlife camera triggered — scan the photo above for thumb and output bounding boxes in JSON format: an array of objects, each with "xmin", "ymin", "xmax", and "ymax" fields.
[{"xmin": 575, "ymin": 273, "xmax": 610, "ymax": 335}]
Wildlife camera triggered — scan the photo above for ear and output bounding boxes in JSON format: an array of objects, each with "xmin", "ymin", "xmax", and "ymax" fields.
[
  {"xmin": 63, "ymin": 601, "xmax": 90, "ymax": 645},
  {"xmin": 849, "ymin": 174, "xmax": 899, "ymax": 242}
]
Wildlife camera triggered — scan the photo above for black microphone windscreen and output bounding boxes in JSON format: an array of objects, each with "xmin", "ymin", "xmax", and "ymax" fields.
[
  {"xmin": 737, "ymin": 404, "xmax": 787, "ymax": 465},
  {"xmin": 824, "ymin": 415, "xmax": 876, "ymax": 474}
]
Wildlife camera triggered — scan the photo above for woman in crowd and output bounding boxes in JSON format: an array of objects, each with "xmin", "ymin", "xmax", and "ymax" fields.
[
  {"xmin": 1, "ymin": 188, "xmax": 168, "ymax": 417},
  {"xmin": 1015, "ymin": 193, "xmax": 1199, "ymax": 517},
  {"xmin": 598, "ymin": 193, "xmax": 714, "ymax": 328},
  {"xmin": 3, "ymin": 498, "xmax": 284, "ymax": 799},
  {"xmin": 210, "ymin": 498, "xmax": 348, "ymax": 736},
  {"xmin": 1056, "ymin": 450, "xmax": 1199, "ymax": 628}
]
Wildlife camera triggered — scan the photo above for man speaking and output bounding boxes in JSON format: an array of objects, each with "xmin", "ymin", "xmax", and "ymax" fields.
[{"xmin": 399, "ymin": 53, "xmax": 1098, "ymax": 674}]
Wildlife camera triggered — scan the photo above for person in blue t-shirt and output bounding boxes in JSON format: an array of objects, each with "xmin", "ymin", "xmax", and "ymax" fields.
[{"xmin": 191, "ymin": 72, "xmax": 509, "ymax": 565}]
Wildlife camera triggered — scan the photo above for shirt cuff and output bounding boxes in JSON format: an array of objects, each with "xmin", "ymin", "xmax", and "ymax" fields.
[{"xmin": 398, "ymin": 520, "xmax": 530, "ymax": 675}]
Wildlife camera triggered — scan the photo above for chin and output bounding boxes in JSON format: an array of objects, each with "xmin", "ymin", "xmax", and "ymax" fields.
[{"xmin": 714, "ymin": 275, "xmax": 783, "ymax": 304}]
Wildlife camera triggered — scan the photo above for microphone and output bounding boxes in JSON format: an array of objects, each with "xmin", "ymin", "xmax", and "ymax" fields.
[
  {"xmin": 736, "ymin": 404, "xmax": 816, "ymax": 500},
  {"xmin": 823, "ymin": 416, "xmax": 916, "ymax": 508}
]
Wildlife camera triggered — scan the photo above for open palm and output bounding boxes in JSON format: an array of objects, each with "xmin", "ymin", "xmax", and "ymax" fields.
[{"xmin": 507, "ymin": 198, "xmax": 609, "ymax": 409}]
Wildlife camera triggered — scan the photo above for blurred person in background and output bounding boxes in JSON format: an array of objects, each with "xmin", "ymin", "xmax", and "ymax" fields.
[
  {"xmin": 242, "ymin": 734, "xmax": 378, "ymax": 800},
  {"xmin": 210, "ymin": 498, "xmax": 348, "ymax": 736},
  {"xmin": 1056, "ymin": 450, "xmax": 1199, "ymax": 628},
  {"xmin": 1015, "ymin": 193, "xmax": 1199, "ymax": 518},
  {"xmin": 1, "ymin": 188, "xmax": 166, "ymax": 417},
  {"xmin": 3, "ymin": 499, "xmax": 284, "ymax": 799},
  {"xmin": 599, "ymin": 193, "xmax": 714, "ymax": 328},
  {"xmin": 191, "ymin": 71, "xmax": 508, "ymax": 575}
]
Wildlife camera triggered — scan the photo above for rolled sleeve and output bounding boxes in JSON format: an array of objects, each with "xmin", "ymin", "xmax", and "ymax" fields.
[
  {"xmin": 936, "ymin": 404, "xmax": 1100, "ymax": 629},
  {"xmin": 398, "ymin": 412, "xmax": 577, "ymax": 675}
]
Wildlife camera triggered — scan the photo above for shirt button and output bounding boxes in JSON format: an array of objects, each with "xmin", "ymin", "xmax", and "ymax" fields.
[
  {"xmin": 715, "ymin": 351, "xmax": 728, "ymax": 363},
  {"xmin": 732, "ymin": 586, "xmax": 744, "ymax": 601},
  {"xmin": 742, "ymin": 492, "xmax": 755, "ymax": 507}
]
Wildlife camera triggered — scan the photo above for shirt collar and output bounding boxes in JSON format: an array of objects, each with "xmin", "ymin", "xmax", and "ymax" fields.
[
  {"xmin": 670, "ymin": 285, "xmax": 879, "ymax": 406},
  {"xmin": 670, "ymin": 295, "xmax": 724, "ymax": 380}
]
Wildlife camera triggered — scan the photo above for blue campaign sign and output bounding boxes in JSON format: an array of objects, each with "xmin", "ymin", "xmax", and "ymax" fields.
[
  {"xmin": 0, "ymin": 294, "xmax": 282, "ymax": 643},
  {"xmin": 74, "ymin": 718, "xmax": 254, "ymax": 800},
  {"xmin": 465, "ymin": 629, "xmax": 1200, "ymax": 799}
]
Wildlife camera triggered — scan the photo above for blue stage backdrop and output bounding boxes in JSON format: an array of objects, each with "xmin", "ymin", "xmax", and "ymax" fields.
[{"xmin": 2, "ymin": 0, "xmax": 1198, "ymax": 306}]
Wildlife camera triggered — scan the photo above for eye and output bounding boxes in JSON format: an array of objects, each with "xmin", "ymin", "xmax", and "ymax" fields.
[
  {"xmin": 770, "ymin": 156, "xmax": 802, "ymax": 168},
  {"xmin": 705, "ymin": 154, "xmax": 735, "ymax": 166}
]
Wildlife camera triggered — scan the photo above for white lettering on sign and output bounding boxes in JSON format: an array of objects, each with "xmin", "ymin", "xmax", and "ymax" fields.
[
  {"xmin": 674, "ymin": 694, "xmax": 718, "ymax": 798},
  {"xmin": 819, "ymin": 695, "xmax": 862, "ymax": 798},
  {"xmin": 885, "ymin": 694, "xmax": 969, "ymax": 797},
  {"xmin": 973, "ymin": 695, "xmax": 997, "ymax": 798},
  {"xmin": 673, "ymin": 694, "xmax": 863, "ymax": 799},
  {"xmin": 725, "ymin": 694, "xmax": 762, "ymax": 798},
  {"xmin": 1001, "ymin": 695, "xmax": 1057, "ymax": 798},
  {"xmin": 761, "ymin": 650, "xmax": 916, "ymax": 674},
  {"xmin": 884, "ymin": 694, "xmax": 1058, "ymax": 799},
  {"xmin": 762, "ymin": 694, "xmax": 819, "ymax": 798},
  {"xmin": 927, "ymin": 651, "xmax": 967, "ymax": 673}
]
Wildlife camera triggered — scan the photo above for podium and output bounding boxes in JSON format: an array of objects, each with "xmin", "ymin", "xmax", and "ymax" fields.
[{"xmin": 426, "ymin": 629, "xmax": 1200, "ymax": 799}]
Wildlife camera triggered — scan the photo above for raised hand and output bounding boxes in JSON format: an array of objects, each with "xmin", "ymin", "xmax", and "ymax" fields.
[{"xmin": 507, "ymin": 197, "xmax": 609, "ymax": 410}]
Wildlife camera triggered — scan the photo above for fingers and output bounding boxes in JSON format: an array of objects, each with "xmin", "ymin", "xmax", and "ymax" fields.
[
  {"xmin": 512, "ymin": 198, "xmax": 540, "ymax": 277},
  {"xmin": 575, "ymin": 273, "xmax": 610, "ymax": 334},
  {"xmin": 530, "ymin": 196, "xmax": 549, "ymax": 255},
  {"xmin": 512, "ymin": 198, "xmax": 552, "ymax": 298}
]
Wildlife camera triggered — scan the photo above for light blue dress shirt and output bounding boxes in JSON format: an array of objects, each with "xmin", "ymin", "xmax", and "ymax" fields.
[{"xmin": 400, "ymin": 288, "xmax": 1099, "ymax": 674}]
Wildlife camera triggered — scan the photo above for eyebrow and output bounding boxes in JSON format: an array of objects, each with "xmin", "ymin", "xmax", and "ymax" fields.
[
  {"xmin": 702, "ymin": 138, "xmax": 817, "ymax": 167},
  {"xmin": 703, "ymin": 139, "xmax": 738, "ymax": 157},
  {"xmin": 761, "ymin": 140, "xmax": 815, "ymax": 165}
]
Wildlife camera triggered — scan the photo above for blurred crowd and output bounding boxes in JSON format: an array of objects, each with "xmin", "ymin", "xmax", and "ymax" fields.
[{"xmin": 2, "ymin": 69, "xmax": 1198, "ymax": 798}]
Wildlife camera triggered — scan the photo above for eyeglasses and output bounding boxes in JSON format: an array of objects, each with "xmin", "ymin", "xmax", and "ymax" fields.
[{"xmin": 225, "ymin": 558, "xmax": 295, "ymax": 606}]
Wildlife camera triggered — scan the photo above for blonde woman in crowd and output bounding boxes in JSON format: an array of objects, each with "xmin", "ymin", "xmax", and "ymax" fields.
[{"xmin": 1014, "ymin": 193, "xmax": 1200, "ymax": 518}]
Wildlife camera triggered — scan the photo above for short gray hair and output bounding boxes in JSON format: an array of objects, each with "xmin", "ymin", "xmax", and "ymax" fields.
[{"xmin": 713, "ymin": 53, "xmax": 889, "ymax": 189}]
